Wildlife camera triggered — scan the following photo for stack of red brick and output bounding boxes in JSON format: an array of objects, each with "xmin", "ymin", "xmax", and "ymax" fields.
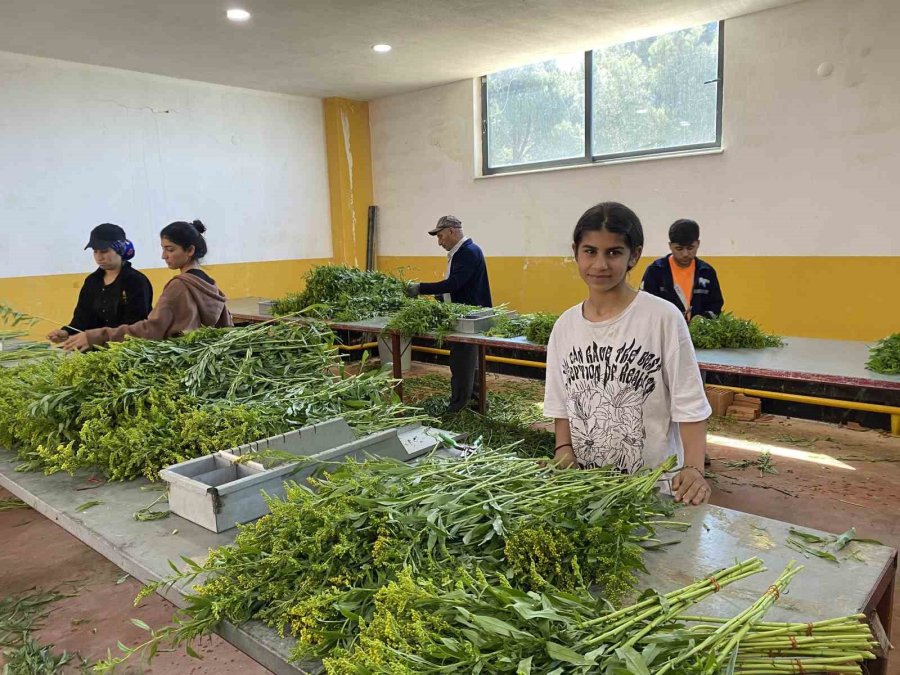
[{"xmin": 705, "ymin": 386, "xmax": 763, "ymax": 421}]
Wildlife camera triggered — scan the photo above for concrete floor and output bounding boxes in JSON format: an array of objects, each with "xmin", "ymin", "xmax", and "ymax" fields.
[
  {"xmin": 1, "ymin": 368, "xmax": 898, "ymax": 673},
  {"xmin": 703, "ymin": 414, "xmax": 900, "ymax": 675},
  {"xmin": 0, "ymin": 489, "xmax": 272, "ymax": 674}
]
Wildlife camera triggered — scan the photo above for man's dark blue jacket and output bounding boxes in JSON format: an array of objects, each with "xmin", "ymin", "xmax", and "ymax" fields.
[
  {"xmin": 418, "ymin": 239, "xmax": 492, "ymax": 308},
  {"xmin": 640, "ymin": 255, "xmax": 724, "ymax": 319}
]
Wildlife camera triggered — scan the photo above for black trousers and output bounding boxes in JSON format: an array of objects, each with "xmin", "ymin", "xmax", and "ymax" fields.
[{"xmin": 448, "ymin": 343, "xmax": 478, "ymax": 413}]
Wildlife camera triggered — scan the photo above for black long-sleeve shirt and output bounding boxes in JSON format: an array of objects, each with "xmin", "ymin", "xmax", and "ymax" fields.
[{"xmin": 64, "ymin": 262, "xmax": 154, "ymax": 335}]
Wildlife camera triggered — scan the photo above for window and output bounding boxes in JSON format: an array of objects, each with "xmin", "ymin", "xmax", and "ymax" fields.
[
  {"xmin": 484, "ymin": 54, "xmax": 585, "ymax": 169},
  {"xmin": 482, "ymin": 22, "xmax": 723, "ymax": 174}
]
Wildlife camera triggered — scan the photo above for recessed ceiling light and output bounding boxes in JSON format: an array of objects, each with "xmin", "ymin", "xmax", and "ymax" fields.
[
  {"xmin": 372, "ymin": 44, "xmax": 392, "ymax": 53},
  {"xmin": 226, "ymin": 8, "xmax": 251, "ymax": 22}
]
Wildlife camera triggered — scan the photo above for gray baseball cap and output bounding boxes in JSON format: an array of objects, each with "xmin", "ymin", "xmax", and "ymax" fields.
[{"xmin": 428, "ymin": 215, "xmax": 462, "ymax": 235}]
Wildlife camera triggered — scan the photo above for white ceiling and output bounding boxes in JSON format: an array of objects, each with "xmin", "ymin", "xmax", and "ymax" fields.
[{"xmin": 0, "ymin": 0, "xmax": 801, "ymax": 100}]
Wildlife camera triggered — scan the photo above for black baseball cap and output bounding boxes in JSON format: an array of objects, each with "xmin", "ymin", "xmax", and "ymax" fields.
[{"xmin": 85, "ymin": 223, "xmax": 126, "ymax": 250}]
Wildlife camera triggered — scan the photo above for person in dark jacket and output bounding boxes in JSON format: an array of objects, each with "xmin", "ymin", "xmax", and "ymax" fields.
[
  {"xmin": 61, "ymin": 220, "xmax": 233, "ymax": 352},
  {"xmin": 407, "ymin": 215, "xmax": 492, "ymax": 412},
  {"xmin": 47, "ymin": 223, "xmax": 153, "ymax": 344},
  {"xmin": 640, "ymin": 219, "xmax": 724, "ymax": 321}
]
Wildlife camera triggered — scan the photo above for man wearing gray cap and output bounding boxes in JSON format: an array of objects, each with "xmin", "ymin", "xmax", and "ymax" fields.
[{"xmin": 407, "ymin": 215, "xmax": 492, "ymax": 412}]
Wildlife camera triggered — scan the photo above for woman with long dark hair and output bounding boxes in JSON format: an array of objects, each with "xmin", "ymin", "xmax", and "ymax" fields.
[
  {"xmin": 61, "ymin": 220, "xmax": 232, "ymax": 351},
  {"xmin": 543, "ymin": 202, "xmax": 712, "ymax": 506}
]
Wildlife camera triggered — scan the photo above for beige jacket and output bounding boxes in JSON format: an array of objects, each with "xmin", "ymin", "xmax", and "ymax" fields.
[{"xmin": 85, "ymin": 272, "xmax": 233, "ymax": 346}]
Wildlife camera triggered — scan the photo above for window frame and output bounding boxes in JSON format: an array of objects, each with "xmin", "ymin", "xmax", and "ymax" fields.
[{"xmin": 481, "ymin": 21, "xmax": 724, "ymax": 176}]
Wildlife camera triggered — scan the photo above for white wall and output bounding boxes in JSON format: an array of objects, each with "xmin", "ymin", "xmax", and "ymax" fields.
[
  {"xmin": 0, "ymin": 51, "xmax": 332, "ymax": 278},
  {"xmin": 371, "ymin": 0, "xmax": 900, "ymax": 258}
]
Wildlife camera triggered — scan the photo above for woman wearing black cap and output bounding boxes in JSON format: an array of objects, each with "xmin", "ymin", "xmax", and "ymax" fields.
[
  {"xmin": 60, "ymin": 220, "xmax": 233, "ymax": 352},
  {"xmin": 47, "ymin": 224, "xmax": 153, "ymax": 344}
]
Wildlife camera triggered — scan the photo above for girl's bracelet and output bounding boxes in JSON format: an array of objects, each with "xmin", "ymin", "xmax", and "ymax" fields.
[
  {"xmin": 682, "ymin": 464, "xmax": 704, "ymax": 477},
  {"xmin": 554, "ymin": 443, "xmax": 574, "ymax": 453}
]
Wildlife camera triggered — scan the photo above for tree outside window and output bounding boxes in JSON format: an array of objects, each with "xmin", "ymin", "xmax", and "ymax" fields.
[{"xmin": 483, "ymin": 23, "xmax": 722, "ymax": 173}]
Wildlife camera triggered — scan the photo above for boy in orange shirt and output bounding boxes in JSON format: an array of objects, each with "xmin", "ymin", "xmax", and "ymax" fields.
[{"xmin": 640, "ymin": 219, "xmax": 724, "ymax": 321}]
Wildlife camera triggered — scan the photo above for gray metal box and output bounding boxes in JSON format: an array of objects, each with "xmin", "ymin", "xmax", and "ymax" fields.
[
  {"xmin": 257, "ymin": 300, "xmax": 276, "ymax": 316},
  {"xmin": 454, "ymin": 309, "xmax": 516, "ymax": 334},
  {"xmin": 160, "ymin": 453, "xmax": 296, "ymax": 532},
  {"xmin": 228, "ymin": 418, "xmax": 356, "ymax": 461},
  {"xmin": 160, "ymin": 422, "xmax": 456, "ymax": 532}
]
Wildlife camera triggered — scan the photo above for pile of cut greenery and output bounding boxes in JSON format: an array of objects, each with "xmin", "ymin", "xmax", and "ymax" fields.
[
  {"xmin": 689, "ymin": 312, "xmax": 785, "ymax": 349},
  {"xmin": 432, "ymin": 405, "xmax": 555, "ymax": 460},
  {"xmin": 866, "ymin": 333, "xmax": 900, "ymax": 375},
  {"xmin": 98, "ymin": 456, "xmax": 877, "ymax": 674},
  {"xmin": 0, "ymin": 321, "xmax": 422, "ymax": 481},
  {"xmin": 385, "ymin": 298, "xmax": 478, "ymax": 343},
  {"xmin": 0, "ymin": 304, "xmax": 54, "ymax": 364},
  {"xmin": 271, "ymin": 265, "xmax": 407, "ymax": 321},
  {"xmin": 269, "ymin": 264, "xmax": 562, "ymax": 344},
  {"xmin": 484, "ymin": 311, "xmax": 559, "ymax": 345},
  {"xmin": 0, "ymin": 588, "xmax": 80, "ymax": 673},
  {"xmin": 723, "ymin": 451, "xmax": 777, "ymax": 477},
  {"xmin": 97, "ymin": 451, "xmax": 682, "ymax": 672},
  {"xmin": 405, "ymin": 373, "xmax": 554, "ymax": 460},
  {"xmin": 786, "ymin": 526, "xmax": 882, "ymax": 564},
  {"xmin": 316, "ymin": 557, "xmax": 874, "ymax": 674}
]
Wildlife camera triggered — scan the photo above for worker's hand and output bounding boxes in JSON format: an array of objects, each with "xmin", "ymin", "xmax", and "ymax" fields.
[
  {"xmin": 405, "ymin": 283, "xmax": 420, "ymax": 298},
  {"xmin": 47, "ymin": 329, "xmax": 69, "ymax": 343},
  {"xmin": 672, "ymin": 465, "xmax": 711, "ymax": 505},
  {"xmin": 552, "ymin": 446, "xmax": 578, "ymax": 469},
  {"xmin": 60, "ymin": 332, "xmax": 90, "ymax": 353}
]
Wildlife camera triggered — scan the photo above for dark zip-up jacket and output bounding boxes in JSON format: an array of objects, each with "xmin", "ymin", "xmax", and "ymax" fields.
[
  {"xmin": 640, "ymin": 255, "xmax": 724, "ymax": 319},
  {"xmin": 418, "ymin": 239, "xmax": 493, "ymax": 308},
  {"xmin": 64, "ymin": 262, "xmax": 153, "ymax": 335}
]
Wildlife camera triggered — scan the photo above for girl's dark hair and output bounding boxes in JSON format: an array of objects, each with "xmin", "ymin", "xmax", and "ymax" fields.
[
  {"xmin": 160, "ymin": 220, "xmax": 208, "ymax": 260},
  {"xmin": 573, "ymin": 202, "xmax": 644, "ymax": 267}
]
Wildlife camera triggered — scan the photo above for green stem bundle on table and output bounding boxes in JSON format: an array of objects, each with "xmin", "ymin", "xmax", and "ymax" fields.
[
  {"xmin": 88, "ymin": 445, "xmax": 876, "ymax": 674},
  {"xmin": 385, "ymin": 298, "xmax": 479, "ymax": 344},
  {"xmin": 95, "ymin": 453, "xmax": 679, "ymax": 671},
  {"xmin": 483, "ymin": 311, "xmax": 559, "ymax": 345},
  {"xmin": 0, "ymin": 321, "xmax": 423, "ymax": 481},
  {"xmin": 688, "ymin": 312, "xmax": 784, "ymax": 350},
  {"xmin": 271, "ymin": 264, "xmax": 408, "ymax": 321}
]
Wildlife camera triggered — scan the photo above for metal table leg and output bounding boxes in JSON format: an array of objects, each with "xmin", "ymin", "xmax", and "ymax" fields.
[
  {"xmin": 391, "ymin": 332, "xmax": 403, "ymax": 401},
  {"xmin": 863, "ymin": 550, "xmax": 897, "ymax": 675},
  {"xmin": 477, "ymin": 345, "xmax": 487, "ymax": 414}
]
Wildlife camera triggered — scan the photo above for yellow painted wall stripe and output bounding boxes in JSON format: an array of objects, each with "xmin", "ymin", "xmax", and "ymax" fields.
[
  {"xmin": 6, "ymin": 254, "xmax": 891, "ymax": 343},
  {"xmin": 0, "ymin": 258, "xmax": 329, "ymax": 339},
  {"xmin": 323, "ymin": 98, "xmax": 374, "ymax": 267},
  {"xmin": 2, "ymin": 98, "xmax": 376, "ymax": 340},
  {"xmin": 378, "ymin": 255, "xmax": 899, "ymax": 342}
]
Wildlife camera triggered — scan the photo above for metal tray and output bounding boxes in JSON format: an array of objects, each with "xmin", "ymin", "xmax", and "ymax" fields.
[
  {"xmin": 454, "ymin": 310, "xmax": 517, "ymax": 334},
  {"xmin": 161, "ymin": 422, "xmax": 459, "ymax": 532}
]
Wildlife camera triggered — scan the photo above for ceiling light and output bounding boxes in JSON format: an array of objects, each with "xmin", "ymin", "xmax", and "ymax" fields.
[
  {"xmin": 226, "ymin": 8, "xmax": 251, "ymax": 21},
  {"xmin": 372, "ymin": 44, "xmax": 392, "ymax": 53}
]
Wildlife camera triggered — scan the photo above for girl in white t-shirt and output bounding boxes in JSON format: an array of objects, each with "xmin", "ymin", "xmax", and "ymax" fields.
[{"xmin": 543, "ymin": 202, "xmax": 712, "ymax": 505}]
